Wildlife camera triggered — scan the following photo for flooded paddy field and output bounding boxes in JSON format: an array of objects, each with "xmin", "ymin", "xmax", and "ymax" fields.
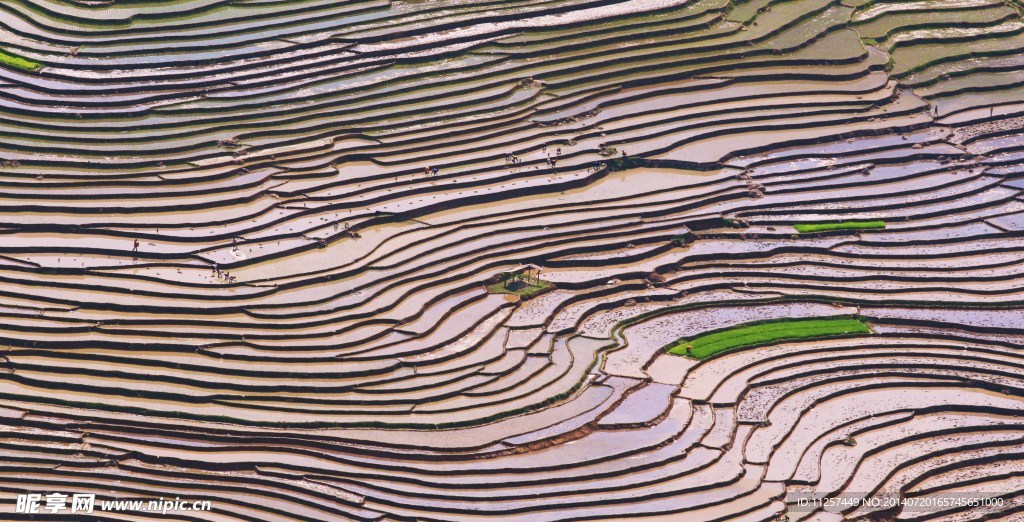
[{"xmin": 2, "ymin": 0, "xmax": 1024, "ymax": 520}]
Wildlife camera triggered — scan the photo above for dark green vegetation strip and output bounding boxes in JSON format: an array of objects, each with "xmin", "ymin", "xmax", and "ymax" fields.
[
  {"xmin": 667, "ymin": 317, "xmax": 871, "ymax": 359},
  {"xmin": 794, "ymin": 220, "xmax": 886, "ymax": 233},
  {"xmin": 0, "ymin": 49, "xmax": 41, "ymax": 71}
]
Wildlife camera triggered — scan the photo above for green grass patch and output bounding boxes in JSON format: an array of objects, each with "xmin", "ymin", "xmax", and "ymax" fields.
[
  {"xmin": 667, "ymin": 317, "xmax": 871, "ymax": 359},
  {"xmin": 487, "ymin": 279, "xmax": 553, "ymax": 298},
  {"xmin": 794, "ymin": 220, "xmax": 886, "ymax": 233},
  {"xmin": 0, "ymin": 49, "xmax": 41, "ymax": 71}
]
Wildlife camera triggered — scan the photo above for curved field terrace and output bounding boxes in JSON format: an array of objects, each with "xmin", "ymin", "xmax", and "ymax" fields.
[{"xmin": 1, "ymin": 0, "xmax": 1024, "ymax": 520}]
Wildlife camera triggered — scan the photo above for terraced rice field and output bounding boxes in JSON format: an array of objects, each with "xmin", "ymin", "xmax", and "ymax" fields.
[{"xmin": 1, "ymin": 0, "xmax": 1024, "ymax": 520}]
